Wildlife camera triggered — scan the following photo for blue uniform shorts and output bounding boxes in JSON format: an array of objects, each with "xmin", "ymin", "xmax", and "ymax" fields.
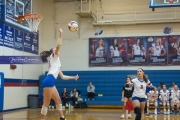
[
  {"xmin": 132, "ymin": 96, "xmax": 146, "ymax": 102},
  {"xmin": 42, "ymin": 75, "xmax": 56, "ymax": 88}
]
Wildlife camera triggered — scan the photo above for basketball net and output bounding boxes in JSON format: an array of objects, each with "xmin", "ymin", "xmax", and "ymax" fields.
[{"xmin": 18, "ymin": 14, "xmax": 43, "ymax": 32}]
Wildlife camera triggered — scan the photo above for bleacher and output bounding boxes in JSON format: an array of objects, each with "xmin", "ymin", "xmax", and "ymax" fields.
[{"xmin": 39, "ymin": 70, "xmax": 180, "ymax": 107}]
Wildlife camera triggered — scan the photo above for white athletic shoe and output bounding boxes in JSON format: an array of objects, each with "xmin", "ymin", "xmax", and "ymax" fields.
[
  {"xmin": 128, "ymin": 114, "xmax": 132, "ymax": 119},
  {"xmin": 167, "ymin": 111, "xmax": 170, "ymax": 115},
  {"xmin": 164, "ymin": 111, "xmax": 166, "ymax": 115},
  {"xmin": 154, "ymin": 109, "xmax": 157, "ymax": 115},
  {"xmin": 66, "ymin": 103, "xmax": 68, "ymax": 107},
  {"xmin": 62, "ymin": 106, "xmax": 65, "ymax": 109},
  {"xmin": 120, "ymin": 114, "xmax": 125, "ymax": 119},
  {"xmin": 51, "ymin": 106, "xmax": 54, "ymax": 109}
]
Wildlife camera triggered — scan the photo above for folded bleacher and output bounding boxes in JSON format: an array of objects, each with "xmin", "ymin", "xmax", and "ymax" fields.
[{"xmin": 39, "ymin": 70, "xmax": 180, "ymax": 107}]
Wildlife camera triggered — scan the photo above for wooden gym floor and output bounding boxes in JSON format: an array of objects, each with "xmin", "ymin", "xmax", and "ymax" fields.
[{"xmin": 0, "ymin": 108, "xmax": 180, "ymax": 120}]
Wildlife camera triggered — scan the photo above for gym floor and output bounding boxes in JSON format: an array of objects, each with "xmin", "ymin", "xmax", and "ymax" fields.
[{"xmin": 0, "ymin": 108, "xmax": 179, "ymax": 120}]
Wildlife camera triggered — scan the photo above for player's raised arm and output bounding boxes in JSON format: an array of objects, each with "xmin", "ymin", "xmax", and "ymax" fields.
[{"xmin": 55, "ymin": 25, "xmax": 63, "ymax": 55}]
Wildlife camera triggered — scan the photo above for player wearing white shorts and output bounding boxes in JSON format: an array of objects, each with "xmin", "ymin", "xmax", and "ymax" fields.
[
  {"xmin": 171, "ymin": 85, "xmax": 180, "ymax": 114},
  {"xmin": 127, "ymin": 68, "xmax": 153, "ymax": 120},
  {"xmin": 149, "ymin": 38, "xmax": 166, "ymax": 56},
  {"xmin": 40, "ymin": 26, "xmax": 79, "ymax": 120},
  {"xmin": 147, "ymin": 87, "xmax": 158, "ymax": 114},
  {"xmin": 160, "ymin": 84, "xmax": 170, "ymax": 115},
  {"xmin": 110, "ymin": 38, "xmax": 120, "ymax": 57}
]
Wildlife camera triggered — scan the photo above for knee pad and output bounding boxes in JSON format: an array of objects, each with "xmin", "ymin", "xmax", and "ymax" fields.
[
  {"xmin": 41, "ymin": 106, "xmax": 48, "ymax": 115},
  {"xmin": 56, "ymin": 104, "xmax": 62, "ymax": 110},
  {"xmin": 134, "ymin": 106, "xmax": 141, "ymax": 120}
]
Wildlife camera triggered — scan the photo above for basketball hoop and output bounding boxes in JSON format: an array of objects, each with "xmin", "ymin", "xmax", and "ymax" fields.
[{"xmin": 18, "ymin": 14, "xmax": 43, "ymax": 32}]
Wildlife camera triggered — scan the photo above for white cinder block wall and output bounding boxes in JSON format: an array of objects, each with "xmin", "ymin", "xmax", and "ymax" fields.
[
  {"xmin": 2, "ymin": 0, "xmax": 44, "ymax": 110},
  {"xmin": 43, "ymin": 0, "xmax": 180, "ymax": 72}
]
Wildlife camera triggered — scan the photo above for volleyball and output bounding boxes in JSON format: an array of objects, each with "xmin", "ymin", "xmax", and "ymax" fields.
[{"xmin": 68, "ymin": 21, "xmax": 78, "ymax": 32}]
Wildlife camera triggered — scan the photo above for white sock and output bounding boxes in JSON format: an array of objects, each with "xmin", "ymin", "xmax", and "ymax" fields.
[{"xmin": 61, "ymin": 116, "xmax": 64, "ymax": 118}]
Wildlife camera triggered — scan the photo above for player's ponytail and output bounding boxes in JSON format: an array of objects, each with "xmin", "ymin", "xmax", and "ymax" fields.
[
  {"xmin": 143, "ymin": 74, "xmax": 148, "ymax": 83},
  {"xmin": 40, "ymin": 48, "xmax": 53, "ymax": 63}
]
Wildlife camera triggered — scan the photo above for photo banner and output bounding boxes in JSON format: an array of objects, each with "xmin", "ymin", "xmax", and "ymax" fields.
[
  {"xmin": 4, "ymin": 25, "xmax": 14, "ymax": 48},
  {"xmin": 89, "ymin": 35, "xmax": 180, "ymax": 67},
  {"xmin": 107, "ymin": 37, "xmax": 127, "ymax": 66},
  {"xmin": 0, "ymin": 23, "xmax": 3, "ymax": 46},
  {"xmin": 168, "ymin": 36, "xmax": 180, "ymax": 65},
  {"xmin": 147, "ymin": 36, "xmax": 168, "ymax": 66},
  {"xmin": 89, "ymin": 38, "xmax": 107, "ymax": 66},
  {"xmin": 127, "ymin": 37, "xmax": 147, "ymax": 66},
  {"xmin": 14, "ymin": 29, "xmax": 23, "ymax": 51}
]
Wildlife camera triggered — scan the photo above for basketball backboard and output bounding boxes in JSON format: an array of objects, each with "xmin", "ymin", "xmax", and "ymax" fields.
[
  {"xmin": 150, "ymin": 0, "xmax": 180, "ymax": 8},
  {"xmin": 1, "ymin": 0, "xmax": 32, "ymax": 32}
]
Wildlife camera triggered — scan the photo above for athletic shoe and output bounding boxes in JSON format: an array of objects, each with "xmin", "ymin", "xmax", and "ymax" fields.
[
  {"xmin": 128, "ymin": 114, "xmax": 132, "ymax": 119},
  {"xmin": 166, "ymin": 111, "xmax": 170, "ymax": 115},
  {"xmin": 154, "ymin": 109, "xmax": 157, "ymax": 115},
  {"xmin": 120, "ymin": 114, "xmax": 125, "ymax": 119},
  {"xmin": 164, "ymin": 111, "xmax": 166, "ymax": 115},
  {"xmin": 60, "ymin": 117, "xmax": 66, "ymax": 120},
  {"xmin": 62, "ymin": 106, "xmax": 65, "ymax": 109},
  {"xmin": 171, "ymin": 110, "xmax": 174, "ymax": 114},
  {"xmin": 66, "ymin": 103, "xmax": 68, "ymax": 108},
  {"xmin": 157, "ymin": 108, "xmax": 161, "ymax": 114}
]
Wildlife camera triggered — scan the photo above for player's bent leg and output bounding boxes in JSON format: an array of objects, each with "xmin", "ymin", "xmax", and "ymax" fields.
[
  {"xmin": 52, "ymin": 86, "xmax": 66, "ymax": 120},
  {"xmin": 176, "ymin": 100, "xmax": 180, "ymax": 114},
  {"xmin": 134, "ymin": 106, "xmax": 141, "ymax": 120},
  {"xmin": 147, "ymin": 100, "xmax": 149, "ymax": 113},
  {"xmin": 171, "ymin": 100, "xmax": 175, "ymax": 114},
  {"xmin": 154, "ymin": 100, "xmax": 158, "ymax": 114},
  {"xmin": 41, "ymin": 87, "xmax": 54, "ymax": 120},
  {"xmin": 120, "ymin": 97, "xmax": 127, "ymax": 119},
  {"xmin": 132, "ymin": 99, "xmax": 141, "ymax": 120},
  {"xmin": 167, "ymin": 101, "xmax": 170, "ymax": 114},
  {"xmin": 162, "ymin": 100, "xmax": 166, "ymax": 114},
  {"xmin": 127, "ymin": 97, "xmax": 132, "ymax": 118}
]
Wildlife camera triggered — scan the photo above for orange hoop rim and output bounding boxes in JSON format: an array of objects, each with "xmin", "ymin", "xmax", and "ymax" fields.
[{"xmin": 18, "ymin": 14, "xmax": 43, "ymax": 22}]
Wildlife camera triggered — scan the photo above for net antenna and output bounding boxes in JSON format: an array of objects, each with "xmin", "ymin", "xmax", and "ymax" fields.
[{"xmin": 18, "ymin": 14, "xmax": 43, "ymax": 32}]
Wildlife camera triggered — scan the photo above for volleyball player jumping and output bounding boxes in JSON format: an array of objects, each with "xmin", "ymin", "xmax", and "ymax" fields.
[{"xmin": 40, "ymin": 26, "xmax": 79, "ymax": 120}]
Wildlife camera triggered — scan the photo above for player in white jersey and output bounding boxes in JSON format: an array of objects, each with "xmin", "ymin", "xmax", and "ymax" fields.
[
  {"xmin": 127, "ymin": 68, "xmax": 153, "ymax": 120},
  {"xmin": 160, "ymin": 84, "xmax": 170, "ymax": 115},
  {"xmin": 132, "ymin": 38, "xmax": 146, "ymax": 57},
  {"xmin": 174, "ymin": 37, "xmax": 180, "ymax": 56},
  {"xmin": 147, "ymin": 87, "xmax": 158, "ymax": 114},
  {"xmin": 110, "ymin": 38, "xmax": 120, "ymax": 57},
  {"xmin": 40, "ymin": 26, "xmax": 79, "ymax": 120},
  {"xmin": 149, "ymin": 38, "xmax": 166, "ymax": 56},
  {"xmin": 170, "ymin": 85, "xmax": 180, "ymax": 114},
  {"xmin": 92, "ymin": 39, "xmax": 104, "ymax": 57}
]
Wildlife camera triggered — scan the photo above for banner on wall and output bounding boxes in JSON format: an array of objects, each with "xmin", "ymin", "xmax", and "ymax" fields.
[
  {"xmin": 147, "ymin": 36, "xmax": 168, "ymax": 66},
  {"xmin": 168, "ymin": 36, "xmax": 180, "ymax": 65},
  {"xmin": 14, "ymin": 29, "xmax": 23, "ymax": 51},
  {"xmin": 0, "ymin": 23, "xmax": 3, "ymax": 46},
  {"xmin": 31, "ymin": 32, "xmax": 39, "ymax": 55},
  {"xmin": 107, "ymin": 37, "xmax": 127, "ymax": 66},
  {"xmin": 0, "ymin": 56, "xmax": 43, "ymax": 64},
  {"xmin": 4, "ymin": 25, "xmax": 14, "ymax": 48},
  {"xmin": 127, "ymin": 37, "xmax": 147, "ymax": 66},
  {"xmin": 89, "ymin": 38, "xmax": 107, "ymax": 66},
  {"xmin": 89, "ymin": 36, "xmax": 180, "ymax": 67},
  {"xmin": 24, "ymin": 32, "xmax": 32, "ymax": 53},
  {"xmin": 0, "ymin": 72, "xmax": 4, "ymax": 111}
]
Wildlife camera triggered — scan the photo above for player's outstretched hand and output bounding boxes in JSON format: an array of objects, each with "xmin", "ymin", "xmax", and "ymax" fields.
[
  {"xmin": 74, "ymin": 74, "xmax": 79, "ymax": 81},
  {"xmin": 58, "ymin": 25, "xmax": 63, "ymax": 33}
]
